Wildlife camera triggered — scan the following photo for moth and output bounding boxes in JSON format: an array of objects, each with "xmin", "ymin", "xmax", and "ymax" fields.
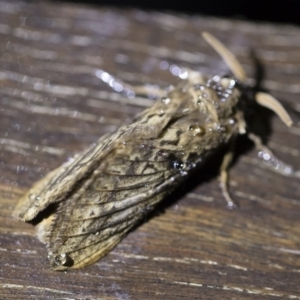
[{"xmin": 13, "ymin": 32, "xmax": 296, "ymax": 271}]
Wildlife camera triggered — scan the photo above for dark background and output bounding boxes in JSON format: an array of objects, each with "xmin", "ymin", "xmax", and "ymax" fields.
[{"xmin": 54, "ymin": 0, "xmax": 300, "ymax": 25}]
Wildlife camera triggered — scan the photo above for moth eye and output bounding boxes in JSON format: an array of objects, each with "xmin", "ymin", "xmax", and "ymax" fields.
[{"xmin": 173, "ymin": 160, "xmax": 184, "ymax": 170}]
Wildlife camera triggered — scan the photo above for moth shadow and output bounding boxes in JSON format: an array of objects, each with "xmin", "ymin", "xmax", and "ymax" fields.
[{"xmin": 31, "ymin": 203, "xmax": 59, "ymax": 226}]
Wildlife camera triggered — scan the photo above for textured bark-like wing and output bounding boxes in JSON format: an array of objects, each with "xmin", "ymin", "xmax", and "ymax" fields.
[
  {"xmin": 45, "ymin": 142, "xmax": 181, "ymax": 270},
  {"xmin": 13, "ymin": 95, "xmax": 182, "ymax": 222},
  {"xmin": 13, "ymin": 133, "xmax": 114, "ymax": 221}
]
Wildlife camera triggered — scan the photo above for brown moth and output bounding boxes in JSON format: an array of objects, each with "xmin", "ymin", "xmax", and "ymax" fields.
[{"xmin": 13, "ymin": 32, "xmax": 296, "ymax": 271}]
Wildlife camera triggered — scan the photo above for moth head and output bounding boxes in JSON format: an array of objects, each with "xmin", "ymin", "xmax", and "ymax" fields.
[{"xmin": 202, "ymin": 32, "xmax": 293, "ymax": 128}]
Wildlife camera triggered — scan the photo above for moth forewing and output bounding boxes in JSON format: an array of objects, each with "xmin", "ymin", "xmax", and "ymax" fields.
[
  {"xmin": 13, "ymin": 165, "xmax": 68, "ymax": 222},
  {"xmin": 13, "ymin": 133, "xmax": 111, "ymax": 221},
  {"xmin": 13, "ymin": 32, "xmax": 295, "ymax": 270}
]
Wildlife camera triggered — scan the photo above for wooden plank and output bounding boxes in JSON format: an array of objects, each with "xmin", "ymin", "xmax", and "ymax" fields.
[{"xmin": 0, "ymin": 0, "xmax": 299, "ymax": 299}]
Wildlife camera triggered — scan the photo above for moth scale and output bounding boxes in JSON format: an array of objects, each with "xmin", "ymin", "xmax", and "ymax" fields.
[{"xmin": 13, "ymin": 32, "xmax": 296, "ymax": 270}]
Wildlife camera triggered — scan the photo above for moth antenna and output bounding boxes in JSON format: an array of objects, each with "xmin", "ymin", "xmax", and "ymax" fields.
[
  {"xmin": 255, "ymin": 92, "xmax": 293, "ymax": 127},
  {"xmin": 202, "ymin": 31, "xmax": 246, "ymax": 82}
]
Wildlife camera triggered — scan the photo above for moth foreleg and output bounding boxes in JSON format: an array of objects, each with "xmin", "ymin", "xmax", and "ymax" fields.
[
  {"xmin": 219, "ymin": 141, "xmax": 238, "ymax": 209},
  {"xmin": 248, "ymin": 132, "xmax": 300, "ymax": 178}
]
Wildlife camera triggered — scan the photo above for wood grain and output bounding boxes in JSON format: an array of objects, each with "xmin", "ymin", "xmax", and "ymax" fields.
[{"xmin": 0, "ymin": 0, "xmax": 299, "ymax": 299}]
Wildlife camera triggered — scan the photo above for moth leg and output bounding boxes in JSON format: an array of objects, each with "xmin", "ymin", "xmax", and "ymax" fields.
[
  {"xmin": 248, "ymin": 132, "xmax": 300, "ymax": 178},
  {"xmin": 219, "ymin": 142, "xmax": 239, "ymax": 209}
]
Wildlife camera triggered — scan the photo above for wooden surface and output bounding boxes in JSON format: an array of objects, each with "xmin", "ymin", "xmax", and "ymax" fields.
[{"xmin": 1, "ymin": 1, "xmax": 300, "ymax": 299}]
